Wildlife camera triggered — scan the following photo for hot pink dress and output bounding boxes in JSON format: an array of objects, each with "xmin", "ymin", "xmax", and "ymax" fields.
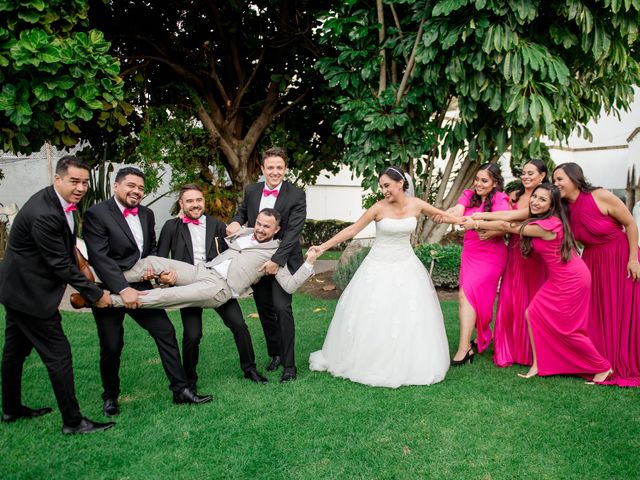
[
  {"xmin": 457, "ymin": 189, "xmax": 510, "ymax": 353},
  {"xmin": 526, "ymin": 217, "xmax": 611, "ymax": 377},
  {"xmin": 568, "ymin": 192, "xmax": 640, "ymax": 387},
  {"xmin": 493, "ymin": 205, "xmax": 546, "ymax": 367}
]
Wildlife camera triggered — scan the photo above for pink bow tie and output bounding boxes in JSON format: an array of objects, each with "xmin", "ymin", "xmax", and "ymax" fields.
[
  {"xmin": 182, "ymin": 216, "xmax": 200, "ymax": 225},
  {"xmin": 123, "ymin": 207, "xmax": 139, "ymax": 217},
  {"xmin": 262, "ymin": 188, "xmax": 279, "ymax": 197},
  {"xmin": 65, "ymin": 204, "xmax": 77, "ymax": 213}
]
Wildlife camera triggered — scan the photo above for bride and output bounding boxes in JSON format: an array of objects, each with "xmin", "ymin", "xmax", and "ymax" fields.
[{"xmin": 308, "ymin": 166, "xmax": 462, "ymax": 387}]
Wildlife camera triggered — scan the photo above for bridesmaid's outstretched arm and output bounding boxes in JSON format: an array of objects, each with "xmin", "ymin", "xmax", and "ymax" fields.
[
  {"xmin": 471, "ymin": 208, "xmax": 529, "ymax": 222},
  {"xmin": 471, "ymin": 220, "xmax": 556, "ymax": 240}
]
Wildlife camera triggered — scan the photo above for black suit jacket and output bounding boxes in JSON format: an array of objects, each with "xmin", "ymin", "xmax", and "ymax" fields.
[
  {"xmin": 83, "ymin": 197, "xmax": 158, "ymax": 293},
  {"xmin": 157, "ymin": 215, "xmax": 228, "ymax": 263},
  {"xmin": 0, "ymin": 186, "xmax": 103, "ymax": 318},
  {"xmin": 231, "ymin": 181, "xmax": 306, "ymax": 272}
]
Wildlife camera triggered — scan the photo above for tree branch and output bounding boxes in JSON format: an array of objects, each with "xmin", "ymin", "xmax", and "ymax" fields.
[
  {"xmin": 396, "ymin": 17, "xmax": 425, "ymax": 105},
  {"xmin": 377, "ymin": 0, "xmax": 387, "ymax": 96}
]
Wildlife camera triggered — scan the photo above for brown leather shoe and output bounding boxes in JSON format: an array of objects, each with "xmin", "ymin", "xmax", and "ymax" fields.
[
  {"xmin": 74, "ymin": 247, "xmax": 95, "ymax": 282},
  {"xmin": 70, "ymin": 293, "xmax": 89, "ymax": 309}
]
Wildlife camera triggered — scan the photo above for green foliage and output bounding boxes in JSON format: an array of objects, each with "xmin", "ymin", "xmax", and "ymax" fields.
[
  {"xmin": 414, "ymin": 243, "xmax": 462, "ymax": 288},
  {"xmin": 301, "ymin": 219, "xmax": 354, "ymax": 249},
  {"xmin": 318, "ymin": 1, "xmax": 640, "ymax": 192},
  {"xmin": 333, "ymin": 242, "xmax": 462, "ymax": 290},
  {"xmin": 86, "ymin": 0, "xmax": 344, "ymax": 192},
  {"xmin": 0, "ymin": 0, "xmax": 127, "ymax": 154},
  {"xmin": 332, "ymin": 247, "xmax": 371, "ymax": 291}
]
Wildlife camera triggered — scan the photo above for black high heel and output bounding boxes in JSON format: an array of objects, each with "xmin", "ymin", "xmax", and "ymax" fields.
[{"xmin": 451, "ymin": 348, "xmax": 475, "ymax": 367}]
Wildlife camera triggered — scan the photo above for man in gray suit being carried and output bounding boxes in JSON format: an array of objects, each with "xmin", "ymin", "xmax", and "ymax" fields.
[{"xmin": 72, "ymin": 209, "xmax": 316, "ymax": 311}]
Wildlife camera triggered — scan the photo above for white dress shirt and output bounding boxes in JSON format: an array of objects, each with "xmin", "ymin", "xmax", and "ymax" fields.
[
  {"xmin": 53, "ymin": 188, "xmax": 75, "ymax": 233},
  {"xmin": 258, "ymin": 182, "xmax": 282, "ymax": 212},
  {"xmin": 187, "ymin": 216, "xmax": 207, "ymax": 265},
  {"xmin": 115, "ymin": 198, "xmax": 144, "ymax": 256}
]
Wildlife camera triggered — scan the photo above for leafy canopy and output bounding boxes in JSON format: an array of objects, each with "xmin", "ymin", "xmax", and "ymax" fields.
[
  {"xmin": 0, "ymin": 0, "xmax": 126, "ymax": 154},
  {"xmin": 318, "ymin": 0, "xmax": 640, "ymax": 192}
]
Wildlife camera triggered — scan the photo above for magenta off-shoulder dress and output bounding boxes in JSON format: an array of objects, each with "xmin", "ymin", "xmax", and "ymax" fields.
[
  {"xmin": 526, "ymin": 217, "xmax": 611, "ymax": 377},
  {"xmin": 457, "ymin": 189, "xmax": 510, "ymax": 353},
  {"xmin": 493, "ymin": 204, "xmax": 547, "ymax": 367},
  {"xmin": 568, "ymin": 192, "xmax": 640, "ymax": 387}
]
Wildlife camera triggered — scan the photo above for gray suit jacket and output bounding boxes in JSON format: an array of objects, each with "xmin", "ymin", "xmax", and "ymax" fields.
[{"xmin": 206, "ymin": 228, "xmax": 313, "ymax": 296}]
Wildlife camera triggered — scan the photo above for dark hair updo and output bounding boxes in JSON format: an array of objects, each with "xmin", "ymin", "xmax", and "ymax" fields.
[{"xmin": 379, "ymin": 166, "xmax": 408, "ymax": 191}]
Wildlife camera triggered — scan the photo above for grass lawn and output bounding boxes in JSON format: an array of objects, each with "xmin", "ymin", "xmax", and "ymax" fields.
[
  {"xmin": 302, "ymin": 248, "xmax": 343, "ymax": 261},
  {"xmin": 0, "ymin": 297, "xmax": 639, "ymax": 479}
]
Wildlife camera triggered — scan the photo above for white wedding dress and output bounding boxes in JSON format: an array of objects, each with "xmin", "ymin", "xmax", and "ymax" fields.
[{"xmin": 309, "ymin": 217, "xmax": 450, "ymax": 387}]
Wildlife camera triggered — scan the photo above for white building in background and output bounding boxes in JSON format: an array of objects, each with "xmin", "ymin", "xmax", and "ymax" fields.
[{"xmin": 2, "ymin": 88, "xmax": 640, "ymax": 236}]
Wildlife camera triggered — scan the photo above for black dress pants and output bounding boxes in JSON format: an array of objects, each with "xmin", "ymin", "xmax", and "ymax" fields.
[
  {"xmin": 91, "ymin": 305, "xmax": 188, "ymax": 401},
  {"xmin": 252, "ymin": 275, "xmax": 296, "ymax": 369},
  {"xmin": 180, "ymin": 298, "xmax": 256, "ymax": 387},
  {"xmin": 2, "ymin": 307, "xmax": 83, "ymax": 426}
]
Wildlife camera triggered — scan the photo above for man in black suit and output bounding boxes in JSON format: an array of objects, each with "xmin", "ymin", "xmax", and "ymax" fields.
[
  {"xmin": 0, "ymin": 156, "xmax": 115, "ymax": 434},
  {"xmin": 83, "ymin": 167, "xmax": 211, "ymax": 416},
  {"xmin": 157, "ymin": 184, "xmax": 267, "ymax": 385},
  {"xmin": 226, "ymin": 147, "xmax": 306, "ymax": 382}
]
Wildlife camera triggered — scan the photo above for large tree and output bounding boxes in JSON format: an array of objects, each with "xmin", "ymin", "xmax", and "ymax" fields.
[
  {"xmin": 318, "ymin": 0, "xmax": 640, "ymax": 242},
  {"xmin": 0, "ymin": 0, "xmax": 126, "ymax": 155},
  {"xmin": 88, "ymin": 0, "xmax": 342, "ymax": 192}
]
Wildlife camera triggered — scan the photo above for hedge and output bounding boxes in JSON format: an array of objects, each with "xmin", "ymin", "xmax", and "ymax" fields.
[
  {"xmin": 300, "ymin": 219, "xmax": 353, "ymax": 249},
  {"xmin": 333, "ymin": 243, "xmax": 461, "ymax": 291}
]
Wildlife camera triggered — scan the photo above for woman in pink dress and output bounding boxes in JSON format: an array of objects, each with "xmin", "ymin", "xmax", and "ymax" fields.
[
  {"xmin": 493, "ymin": 160, "xmax": 548, "ymax": 367},
  {"xmin": 553, "ymin": 163, "xmax": 640, "ymax": 387},
  {"xmin": 472, "ymin": 184, "xmax": 612, "ymax": 382},
  {"xmin": 438, "ymin": 163, "xmax": 510, "ymax": 365}
]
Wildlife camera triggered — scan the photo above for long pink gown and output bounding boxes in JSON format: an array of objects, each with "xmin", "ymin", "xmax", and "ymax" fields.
[
  {"xmin": 568, "ymin": 192, "xmax": 640, "ymax": 387},
  {"xmin": 457, "ymin": 189, "xmax": 510, "ymax": 353},
  {"xmin": 493, "ymin": 206, "xmax": 546, "ymax": 367},
  {"xmin": 526, "ymin": 217, "xmax": 611, "ymax": 377}
]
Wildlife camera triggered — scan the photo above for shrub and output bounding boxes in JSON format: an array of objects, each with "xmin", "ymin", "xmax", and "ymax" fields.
[
  {"xmin": 332, "ymin": 247, "xmax": 370, "ymax": 291},
  {"xmin": 414, "ymin": 243, "xmax": 462, "ymax": 289},
  {"xmin": 301, "ymin": 219, "xmax": 353, "ymax": 249}
]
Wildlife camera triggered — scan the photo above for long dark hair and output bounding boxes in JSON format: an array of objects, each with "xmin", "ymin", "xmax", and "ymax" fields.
[
  {"xmin": 469, "ymin": 163, "xmax": 504, "ymax": 212},
  {"xmin": 552, "ymin": 162, "xmax": 598, "ymax": 193},
  {"xmin": 513, "ymin": 159, "xmax": 548, "ymax": 203},
  {"xmin": 519, "ymin": 183, "xmax": 578, "ymax": 263}
]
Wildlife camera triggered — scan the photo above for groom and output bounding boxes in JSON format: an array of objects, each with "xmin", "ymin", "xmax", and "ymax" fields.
[{"xmin": 73, "ymin": 209, "xmax": 317, "ymax": 314}]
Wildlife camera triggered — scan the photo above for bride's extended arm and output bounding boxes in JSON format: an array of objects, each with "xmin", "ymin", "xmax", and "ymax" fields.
[
  {"xmin": 472, "ymin": 208, "xmax": 529, "ymax": 222},
  {"xmin": 418, "ymin": 199, "xmax": 464, "ymax": 224},
  {"xmin": 315, "ymin": 206, "xmax": 378, "ymax": 253}
]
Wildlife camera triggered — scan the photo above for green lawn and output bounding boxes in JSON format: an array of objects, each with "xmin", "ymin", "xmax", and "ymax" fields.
[{"xmin": 0, "ymin": 297, "xmax": 638, "ymax": 479}]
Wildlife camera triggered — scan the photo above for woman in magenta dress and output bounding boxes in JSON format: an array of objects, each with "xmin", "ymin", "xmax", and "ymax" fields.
[
  {"xmin": 438, "ymin": 163, "xmax": 510, "ymax": 365},
  {"xmin": 472, "ymin": 184, "xmax": 612, "ymax": 382},
  {"xmin": 493, "ymin": 160, "xmax": 548, "ymax": 367},
  {"xmin": 553, "ymin": 163, "xmax": 640, "ymax": 387}
]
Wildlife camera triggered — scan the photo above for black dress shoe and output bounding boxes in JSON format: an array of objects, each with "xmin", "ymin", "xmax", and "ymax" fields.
[
  {"xmin": 173, "ymin": 387, "xmax": 213, "ymax": 405},
  {"xmin": 2, "ymin": 405, "xmax": 53, "ymax": 423},
  {"xmin": 103, "ymin": 398, "xmax": 119, "ymax": 417},
  {"xmin": 244, "ymin": 369, "xmax": 268, "ymax": 384},
  {"xmin": 62, "ymin": 417, "xmax": 115, "ymax": 435},
  {"xmin": 280, "ymin": 367, "xmax": 297, "ymax": 383},
  {"xmin": 266, "ymin": 355, "xmax": 281, "ymax": 372}
]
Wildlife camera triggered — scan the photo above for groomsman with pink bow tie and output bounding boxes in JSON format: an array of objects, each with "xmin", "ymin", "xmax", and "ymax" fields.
[
  {"xmin": 0, "ymin": 156, "xmax": 114, "ymax": 434},
  {"xmin": 226, "ymin": 147, "xmax": 306, "ymax": 382},
  {"xmin": 157, "ymin": 184, "xmax": 266, "ymax": 387},
  {"xmin": 83, "ymin": 168, "xmax": 212, "ymax": 418}
]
